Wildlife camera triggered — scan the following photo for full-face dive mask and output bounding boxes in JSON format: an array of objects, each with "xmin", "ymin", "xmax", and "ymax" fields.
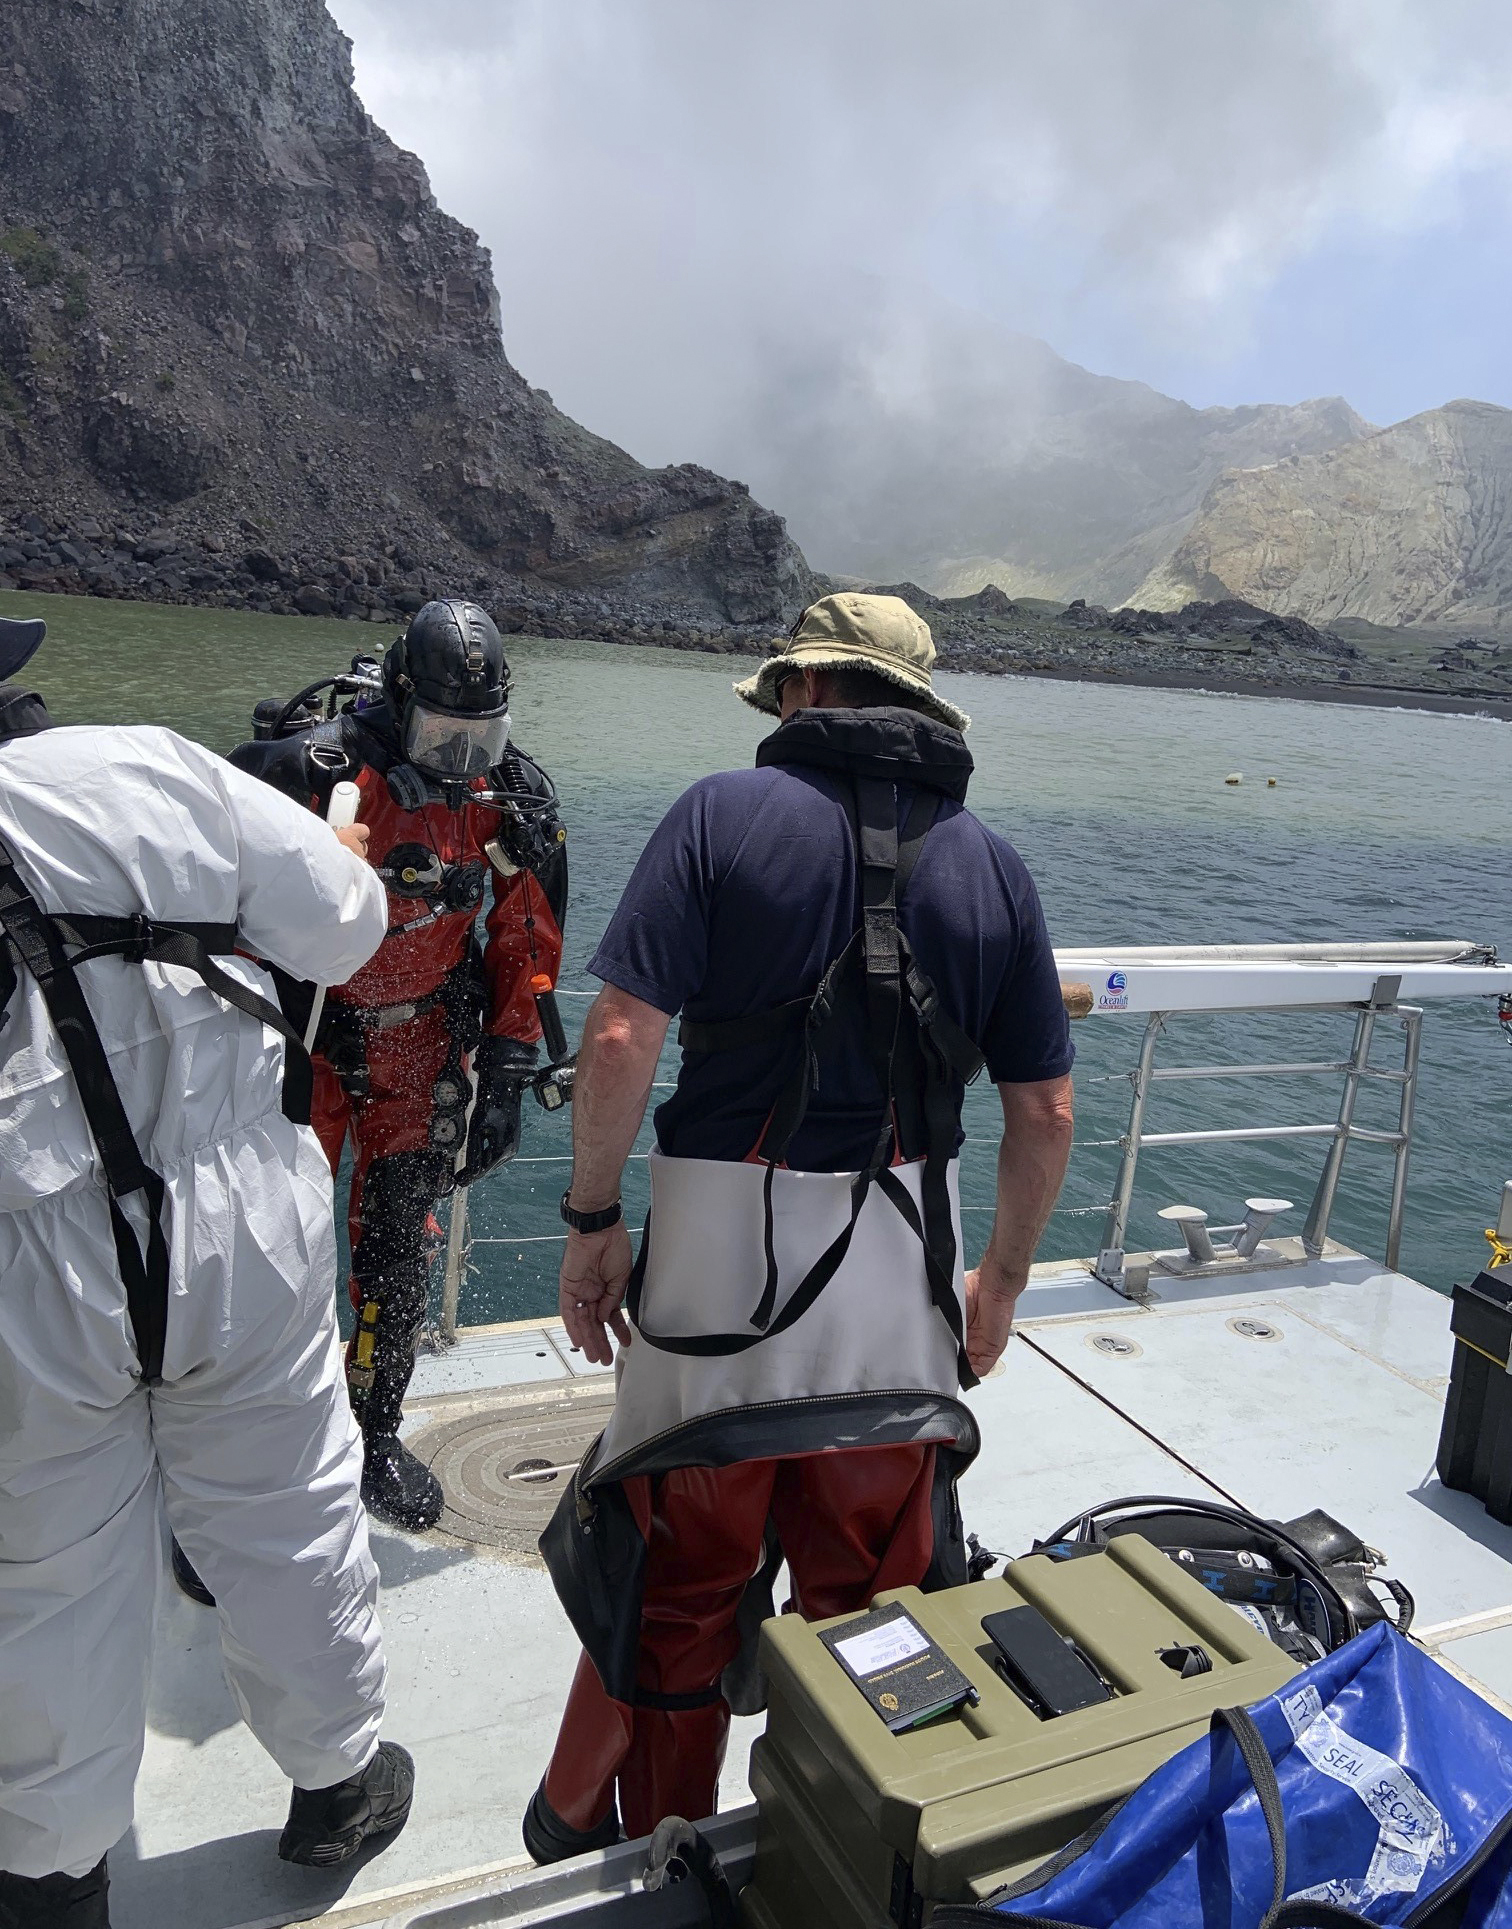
[
  {"xmin": 401, "ymin": 701, "xmax": 511, "ymax": 778},
  {"xmin": 383, "ymin": 598, "xmax": 512, "ymax": 780}
]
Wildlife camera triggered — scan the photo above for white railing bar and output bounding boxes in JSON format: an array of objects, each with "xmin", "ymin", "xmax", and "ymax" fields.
[
  {"xmin": 1139, "ymin": 1122, "xmax": 1406, "ymax": 1148},
  {"xmin": 1149, "ymin": 1060, "xmax": 1349, "ymax": 1081},
  {"xmin": 1055, "ymin": 940, "xmax": 1479, "ymax": 964}
]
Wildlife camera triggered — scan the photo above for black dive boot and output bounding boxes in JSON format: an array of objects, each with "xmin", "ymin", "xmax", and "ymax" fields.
[
  {"xmin": 361, "ymin": 1435, "xmax": 444, "ymax": 1531},
  {"xmin": 278, "ymin": 1741, "xmax": 415, "ymax": 1868},
  {"xmin": 169, "ymin": 1537, "xmax": 215, "ymax": 1607},
  {"xmin": 0, "ymin": 1857, "xmax": 109, "ymax": 1928},
  {"xmin": 522, "ymin": 1782, "xmax": 621, "ymax": 1864}
]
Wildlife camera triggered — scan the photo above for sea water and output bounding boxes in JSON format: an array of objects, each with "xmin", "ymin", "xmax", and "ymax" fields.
[{"xmin": 6, "ymin": 588, "xmax": 1510, "ymax": 1322}]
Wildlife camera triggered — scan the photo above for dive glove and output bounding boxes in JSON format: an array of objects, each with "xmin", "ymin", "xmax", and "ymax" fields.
[{"xmin": 459, "ymin": 1035, "xmax": 537, "ymax": 1184}]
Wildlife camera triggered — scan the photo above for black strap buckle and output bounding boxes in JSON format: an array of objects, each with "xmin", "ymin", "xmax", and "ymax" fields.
[{"xmin": 122, "ymin": 913, "xmax": 154, "ymax": 964}]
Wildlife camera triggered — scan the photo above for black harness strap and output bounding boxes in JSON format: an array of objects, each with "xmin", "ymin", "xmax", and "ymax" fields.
[
  {"xmin": 0, "ymin": 838, "xmax": 316, "ymax": 1380},
  {"xmin": 50, "ymin": 913, "xmax": 313, "ymax": 1124},
  {"xmin": 629, "ymin": 779, "xmax": 981, "ymax": 1386}
]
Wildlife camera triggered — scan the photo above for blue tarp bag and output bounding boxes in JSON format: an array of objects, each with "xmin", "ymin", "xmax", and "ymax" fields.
[{"xmin": 937, "ymin": 1624, "xmax": 1512, "ymax": 1928}]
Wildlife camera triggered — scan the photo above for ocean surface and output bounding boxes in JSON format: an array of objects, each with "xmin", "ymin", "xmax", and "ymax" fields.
[{"xmin": 6, "ymin": 587, "xmax": 1511, "ymax": 1323}]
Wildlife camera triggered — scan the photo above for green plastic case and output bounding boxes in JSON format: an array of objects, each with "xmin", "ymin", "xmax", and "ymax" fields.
[{"xmin": 739, "ymin": 1533, "xmax": 1300, "ymax": 1929}]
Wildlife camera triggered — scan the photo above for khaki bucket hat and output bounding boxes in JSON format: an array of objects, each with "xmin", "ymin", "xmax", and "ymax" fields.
[{"xmin": 735, "ymin": 592, "xmax": 970, "ymax": 732}]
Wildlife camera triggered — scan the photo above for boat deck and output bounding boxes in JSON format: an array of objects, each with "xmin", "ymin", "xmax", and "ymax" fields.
[{"xmin": 105, "ymin": 1237, "xmax": 1512, "ymax": 1929}]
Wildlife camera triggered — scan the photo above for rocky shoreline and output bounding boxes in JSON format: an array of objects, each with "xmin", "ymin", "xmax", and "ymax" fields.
[
  {"xmin": 6, "ymin": 505, "xmax": 1512, "ymax": 714},
  {"xmin": 0, "ymin": 506, "xmax": 781, "ymax": 651}
]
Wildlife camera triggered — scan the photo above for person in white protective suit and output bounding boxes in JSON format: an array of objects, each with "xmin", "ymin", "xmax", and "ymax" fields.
[{"xmin": 0, "ymin": 616, "xmax": 414, "ymax": 1929}]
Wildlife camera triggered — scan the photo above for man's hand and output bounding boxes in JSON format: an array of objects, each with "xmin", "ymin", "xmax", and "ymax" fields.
[
  {"xmin": 560, "ymin": 1222, "xmax": 634, "ymax": 1366},
  {"xmin": 335, "ymin": 822, "xmax": 370, "ymax": 859},
  {"xmin": 964, "ymin": 1256, "xmax": 1026, "ymax": 1378}
]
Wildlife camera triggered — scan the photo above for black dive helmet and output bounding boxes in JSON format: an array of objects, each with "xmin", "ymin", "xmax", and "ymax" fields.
[{"xmin": 384, "ymin": 599, "xmax": 512, "ymax": 778}]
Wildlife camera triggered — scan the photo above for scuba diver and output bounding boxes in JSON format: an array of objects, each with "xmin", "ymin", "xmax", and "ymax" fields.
[{"xmin": 228, "ymin": 599, "xmax": 570, "ymax": 1533}]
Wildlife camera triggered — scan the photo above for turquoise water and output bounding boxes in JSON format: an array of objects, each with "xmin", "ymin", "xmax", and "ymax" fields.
[{"xmin": 7, "ymin": 588, "xmax": 1512, "ymax": 1321}]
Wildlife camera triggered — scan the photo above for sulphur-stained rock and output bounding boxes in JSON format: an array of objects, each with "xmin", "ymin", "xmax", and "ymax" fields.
[
  {"xmin": 1135, "ymin": 401, "xmax": 1512, "ymax": 634},
  {"xmin": 0, "ymin": 0, "xmax": 812, "ymax": 638}
]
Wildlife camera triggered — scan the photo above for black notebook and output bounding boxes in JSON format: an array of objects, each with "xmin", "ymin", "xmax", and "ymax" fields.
[{"xmin": 820, "ymin": 1604, "xmax": 980, "ymax": 1733}]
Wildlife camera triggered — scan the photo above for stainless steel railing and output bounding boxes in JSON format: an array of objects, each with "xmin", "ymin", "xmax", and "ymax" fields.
[
  {"xmin": 1092, "ymin": 983, "xmax": 1423, "ymax": 1288},
  {"xmin": 435, "ymin": 983, "xmax": 1430, "ymax": 1340}
]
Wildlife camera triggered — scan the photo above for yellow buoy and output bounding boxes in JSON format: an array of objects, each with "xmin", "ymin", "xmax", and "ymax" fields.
[{"xmin": 1267, "ymin": 777, "xmax": 1278, "ymax": 787}]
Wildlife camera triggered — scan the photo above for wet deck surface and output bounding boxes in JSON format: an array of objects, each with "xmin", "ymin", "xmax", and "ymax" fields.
[{"xmin": 110, "ymin": 1250, "xmax": 1512, "ymax": 1928}]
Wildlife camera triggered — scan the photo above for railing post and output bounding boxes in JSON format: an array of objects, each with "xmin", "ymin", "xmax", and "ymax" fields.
[
  {"xmin": 1301, "ymin": 979, "xmax": 1398, "ymax": 1257},
  {"xmin": 1384, "ymin": 1008, "xmax": 1423, "ymax": 1272},
  {"xmin": 439, "ymin": 1185, "xmax": 469, "ymax": 1344},
  {"xmin": 1099, "ymin": 1012, "xmax": 1165, "ymax": 1263}
]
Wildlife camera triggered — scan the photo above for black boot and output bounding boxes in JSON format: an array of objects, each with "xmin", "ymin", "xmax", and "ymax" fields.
[
  {"xmin": 0, "ymin": 1857, "xmax": 109, "ymax": 1928},
  {"xmin": 277, "ymin": 1740, "xmax": 415, "ymax": 1868},
  {"xmin": 521, "ymin": 1781, "xmax": 621, "ymax": 1865},
  {"xmin": 361, "ymin": 1435, "xmax": 444, "ymax": 1531},
  {"xmin": 169, "ymin": 1537, "xmax": 215, "ymax": 1608}
]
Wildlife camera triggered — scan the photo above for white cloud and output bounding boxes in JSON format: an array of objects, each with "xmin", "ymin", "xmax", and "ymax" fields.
[{"xmin": 329, "ymin": 0, "xmax": 1512, "ymax": 472}]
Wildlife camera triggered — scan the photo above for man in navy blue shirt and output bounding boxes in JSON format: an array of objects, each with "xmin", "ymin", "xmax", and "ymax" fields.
[{"xmin": 528, "ymin": 593, "xmax": 1074, "ymax": 1862}]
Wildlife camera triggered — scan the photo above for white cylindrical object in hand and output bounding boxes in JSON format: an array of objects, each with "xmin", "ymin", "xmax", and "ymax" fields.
[
  {"xmin": 326, "ymin": 779, "xmax": 361, "ymax": 831},
  {"xmin": 303, "ymin": 781, "xmax": 364, "ymax": 1050}
]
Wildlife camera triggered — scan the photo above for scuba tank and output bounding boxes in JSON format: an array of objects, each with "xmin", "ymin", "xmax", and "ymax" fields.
[{"xmin": 251, "ymin": 654, "xmax": 385, "ymax": 740}]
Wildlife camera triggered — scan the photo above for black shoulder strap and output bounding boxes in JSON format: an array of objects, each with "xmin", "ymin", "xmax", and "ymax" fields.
[
  {"xmin": 48, "ymin": 914, "xmax": 313, "ymax": 1124},
  {"xmin": 0, "ymin": 840, "xmax": 174, "ymax": 1383},
  {"xmin": 630, "ymin": 779, "xmax": 977, "ymax": 1386},
  {"xmin": 0, "ymin": 838, "xmax": 318, "ymax": 1380}
]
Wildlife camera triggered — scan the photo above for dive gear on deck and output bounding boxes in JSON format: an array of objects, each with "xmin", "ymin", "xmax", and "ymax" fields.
[
  {"xmin": 1032, "ymin": 1495, "xmax": 1413, "ymax": 1663},
  {"xmin": 277, "ymin": 1740, "xmax": 415, "ymax": 1868}
]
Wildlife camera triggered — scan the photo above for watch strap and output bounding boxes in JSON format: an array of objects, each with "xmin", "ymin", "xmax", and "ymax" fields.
[{"xmin": 560, "ymin": 1190, "xmax": 624, "ymax": 1235}]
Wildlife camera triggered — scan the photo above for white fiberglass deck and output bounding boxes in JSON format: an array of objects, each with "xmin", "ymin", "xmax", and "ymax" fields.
[{"xmin": 111, "ymin": 1237, "xmax": 1512, "ymax": 1929}]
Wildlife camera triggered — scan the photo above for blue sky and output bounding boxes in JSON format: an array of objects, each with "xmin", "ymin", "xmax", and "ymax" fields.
[
  {"xmin": 332, "ymin": 0, "xmax": 1512, "ymax": 455},
  {"xmin": 1040, "ymin": 170, "xmax": 1512, "ymax": 427}
]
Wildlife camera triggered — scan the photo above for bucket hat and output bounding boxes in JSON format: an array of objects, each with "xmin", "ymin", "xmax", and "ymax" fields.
[{"xmin": 734, "ymin": 593, "xmax": 969, "ymax": 731}]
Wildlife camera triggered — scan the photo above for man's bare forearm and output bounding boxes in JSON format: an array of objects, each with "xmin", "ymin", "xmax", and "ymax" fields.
[
  {"xmin": 981, "ymin": 1075, "xmax": 1076, "ymax": 1295},
  {"xmin": 567, "ymin": 985, "xmax": 670, "ymax": 1210}
]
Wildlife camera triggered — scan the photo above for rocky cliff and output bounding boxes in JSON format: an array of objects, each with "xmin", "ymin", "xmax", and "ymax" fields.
[
  {"xmin": 1131, "ymin": 400, "xmax": 1512, "ymax": 633},
  {"xmin": 0, "ymin": 0, "xmax": 811, "ymax": 639}
]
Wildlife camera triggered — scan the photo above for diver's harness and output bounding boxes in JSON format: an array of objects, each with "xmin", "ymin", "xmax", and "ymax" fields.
[
  {"xmin": 629, "ymin": 709, "xmax": 985, "ymax": 1388},
  {"xmin": 255, "ymin": 664, "xmax": 576, "ymax": 1116},
  {"xmin": 0, "ymin": 834, "xmax": 313, "ymax": 1386}
]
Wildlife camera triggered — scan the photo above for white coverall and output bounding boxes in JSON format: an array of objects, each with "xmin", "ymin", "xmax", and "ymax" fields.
[{"xmin": 0, "ymin": 724, "xmax": 390, "ymax": 1880}]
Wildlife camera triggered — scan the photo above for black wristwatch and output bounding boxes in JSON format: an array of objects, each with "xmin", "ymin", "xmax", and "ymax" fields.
[{"xmin": 560, "ymin": 1190, "xmax": 624, "ymax": 1235}]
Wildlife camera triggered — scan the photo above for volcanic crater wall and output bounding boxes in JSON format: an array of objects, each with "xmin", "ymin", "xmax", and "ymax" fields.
[{"xmin": 0, "ymin": 0, "xmax": 812, "ymax": 640}]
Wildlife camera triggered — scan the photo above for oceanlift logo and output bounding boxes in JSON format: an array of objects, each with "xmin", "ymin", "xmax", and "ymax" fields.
[{"xmin": 1098, "ymin": 970, "xmax": 1129, "ymax": 1012}]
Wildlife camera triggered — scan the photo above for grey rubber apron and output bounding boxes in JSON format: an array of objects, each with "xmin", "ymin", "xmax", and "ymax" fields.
[{"xmin": 597, "ymin": 1148, "xmax": 967, "ymax": 1466}]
